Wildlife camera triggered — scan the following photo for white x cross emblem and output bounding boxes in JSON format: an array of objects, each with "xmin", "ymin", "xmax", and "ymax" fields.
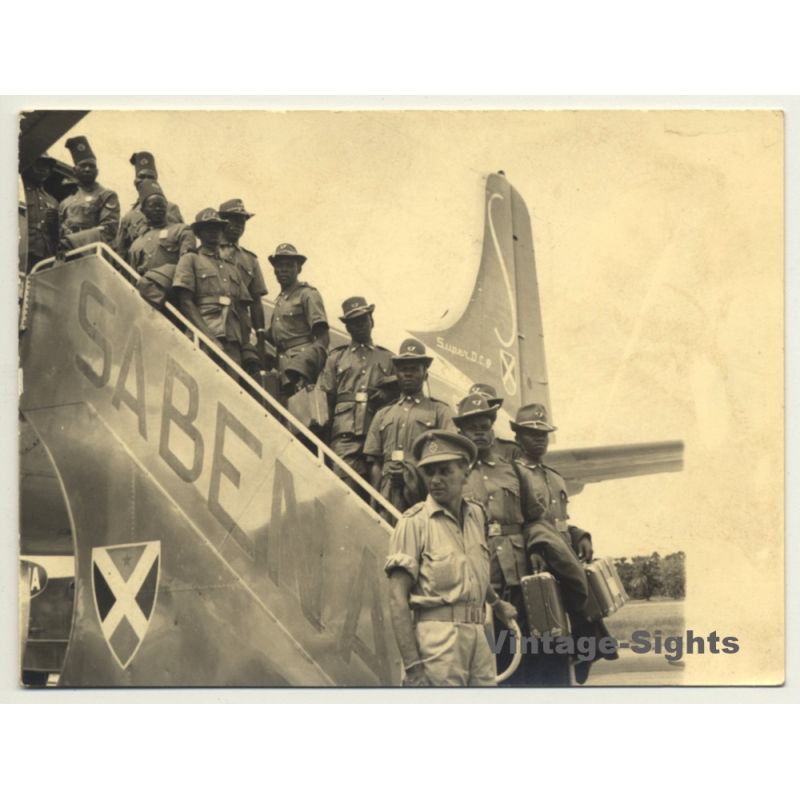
[
  {"xmin": 500, "ymin": 350, "xmax": 517, "ymax": 395},
  {"xmin": 92, "ymin": 542, "xmax": 161, "ymax": 669}
]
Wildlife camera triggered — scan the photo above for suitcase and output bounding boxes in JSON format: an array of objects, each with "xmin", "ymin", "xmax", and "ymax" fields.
[
  {"xmin": 585, "ymin": 558, "xmax": 628, "ymax": 620},
  {"xmin": 287, "ymin": 384, "xmax": 330, "ymax": 429},
  {"xmin": 520, "ymin": 573, "xmax": 571, "ymax": 638}
]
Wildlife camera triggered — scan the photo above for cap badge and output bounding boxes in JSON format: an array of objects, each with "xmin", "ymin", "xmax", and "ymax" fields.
[
  {"xmin": 429, "ymin": 441, "xmax": 439, "ymax": 453},
  {"xmin": 78, "ymin": 143, "xmax": 86, "ymax": 151}
]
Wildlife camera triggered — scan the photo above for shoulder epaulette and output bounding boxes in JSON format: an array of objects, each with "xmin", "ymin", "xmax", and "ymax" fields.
[
  {"xmin": 466, "ymin": 497, "xmax": 486, "ymax": 511},
  {"xmin": 329, "ymin": 344, "xmax": 348, "ymax": 354},
  {"xmin": 428, "ymin": 396, "xmax": 450, "ymax": 405},
  {"xmin": 403, "ymin": 502, "xmax": 425, "ymax": 518},
  {"xmin": 542, "ymin": 463, "xmax": 564, "ymax": 477},
  {"xmin": 375, "ymin": 345, "xmax": 393, "ymax": 353},
  {"xmin": 241, "ymin": 246, "xmax": 258, "ymax": 259}
]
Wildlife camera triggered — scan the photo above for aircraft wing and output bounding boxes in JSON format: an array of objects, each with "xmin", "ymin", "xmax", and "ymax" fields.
[{"xmin": 546, "ymin": 441, "xmax": 685, "ymax": 495}]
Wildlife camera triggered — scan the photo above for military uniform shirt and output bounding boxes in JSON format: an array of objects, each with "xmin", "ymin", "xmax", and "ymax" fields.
[
  {"xmin": 59, "ymin": 182, "xmax": 120, "ymax": 248},
  {"xmin": 24, "ymin": 182, "xmax": 59, "ymax": 263},
  {"xmin": 515, "ymin": 456, "xmax": 571, "ymax": 534},
  {"xmin": 319, "ymin": 342, "xmax": 395, "ymax": 439},
  {"xmin": 128, "ymin": 223, "xmax": 195, "ymax": 275},
  {"xmin": 464, "ymin": 456, "xmax": 545, "ymax": 589},
  {"xmin": 173, "ymin": 244, "xmax": 251, "ymax": 344},
  {"xmin": 385, "ymin": 496, "xmax": 490, "ymax": 611},
  {"xmin": 116, "ymin": 200, "xmax": 184, "ymax": 261},
  {"xmin": 364, "ymin": 392, "xmax": 456, "ymax": 467},
  {"xmin": 269, "ymin": 281, "xmax": 327, "ymax": 348}
]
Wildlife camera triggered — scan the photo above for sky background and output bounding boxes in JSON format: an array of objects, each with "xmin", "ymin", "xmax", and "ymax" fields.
[{"xmin": 44, "ymin": 109, "xmax": 783, "ymax": 683}]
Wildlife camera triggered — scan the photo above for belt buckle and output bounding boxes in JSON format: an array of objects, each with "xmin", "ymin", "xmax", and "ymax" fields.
[
  {"xmin": 219, "ymin": 297, "xmax": 231, "ymax": 306},
  {"xmin": 488, "ymin": 522, "xmax": 502, "ymax": 538},
  {"xmin": 355, "ymin": 391, "xmax": 369, "ymax": 403}
]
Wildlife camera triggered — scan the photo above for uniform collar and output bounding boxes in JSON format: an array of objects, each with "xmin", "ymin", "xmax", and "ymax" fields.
[
  {"xmin": 399, "ymin": 390, "xmax": 425, "ymax": 404},
  {"xmin": 79, "ymin": 182, "xmax": 100, "ymax": 193},
  {"xmin": 279, "ymin": 280, "xmax": 302, "ymax": 299},
  {"xmin": 424, "ymin": 494, "xmax": 470, "ymax": 524},
  {"xmin": 219, "ymin": 235, "xmax": 240, "ymax": 250},
  {"xmin": 199, "ymin": 244, "xmax": 219, "ymax": 256},
  {"xmin": 476, "ymin": 456, "xmax": 496, "ymax": 467},
  {"xmin": 350, "ymin": 341, "xmax": 374, "ymax": 351}
]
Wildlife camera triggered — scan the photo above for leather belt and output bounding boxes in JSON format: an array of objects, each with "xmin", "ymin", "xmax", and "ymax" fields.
[
  {"xmin": 196, "ymin": 296, "xmax": 231, "ymax": 306},
  {"xmin": 487, "ymin": 522, "xmax": 523, "ymax": 537},
  {"xmin": 337, "ymin": 391, "xmax": 369, "ymax": 403},
  {"xmin": 277, "ymin": 334, "xmax": 314, "ymax": 354},
  {"xmin": 413, "ymin": 604, "xmax": 485, "ymax": 625}
]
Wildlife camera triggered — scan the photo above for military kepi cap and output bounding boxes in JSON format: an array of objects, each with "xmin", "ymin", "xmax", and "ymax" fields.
[
  {"xmin": 469, "ymin": 383, "xmax": 504, "ymax": 408},
  {"xmin": 392, "ymin": 338, "xmax": 433, "ymax": 367},
  {"xmin": 454, "ymin": 394, "xmax": 498, "ymax": 425},
  {"xmin": 219, "ymin": 199, "xmax": 255, "ymax": 219},
  {"xmin": 340, "ymin": 296, "xmax": 375, "ymax": 322},
  {"xmin": 269, "ymin": 242, "xmax": 307, "ymax": 266},
  {"xmin": 413, "ymin": 430, "xmax": 478, "ymax": 469},
  {"xmin": 510, "ymin": 403, "xmax": 557, "ymax": 433},
  {"xmin": 65, "ymin": 136, "xmax": 96, "ymax": 164},
  {"xmin": 191, "ymin": 208, "xmax": 228, "ymax": 232},
  {"xmin": 137, "ymin": 179, "xmax": 166, "ymax": 204},
  {"xmin": 130, "ymin": 151, "xmax": 157, "ymax": 177}
]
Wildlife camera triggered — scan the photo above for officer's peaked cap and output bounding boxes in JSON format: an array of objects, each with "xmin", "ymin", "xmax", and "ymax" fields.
[
  {"xmin": 454, "ymin": 394, "xmax": 498, "ymax": 425},
  {"xmin": 191, "ymin": 208, "xmax": 228, "ymax": 233},
  {"xmin": 392, "ymin": 338, "xmax": 433, "ymax": 367},
  {"xmin": 339, "ymin": 297, "xmax": 375, "ymax": 322},
  {"xmin": 219, "ymin": 199, "xmax": 255, "ymax": 219},
  {"xmin": 413, "ymin": 430, "xmax": 478, "ymax": 469},
  {"xmin": 510, "ymin": 403, "xmax": 557, "ymax": 433},
  {"xmin": 65, "ymin": 136, "xmax": 96, "ymax": 164},
  {"xmin": 130, "ymin": 152, "xmax": 157, "ymax": 177},
  {"xmin": 469, "ymin": 383, "xmax": 504, "ymax": 408},
  {"xmin": 268, "ymin": 243, "xmax": 307, "ymax": 266}
]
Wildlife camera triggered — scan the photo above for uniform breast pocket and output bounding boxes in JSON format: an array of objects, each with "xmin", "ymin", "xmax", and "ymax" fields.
[
  {"xmin": 197, "ymin": 270, "xmax": 221, "ymax": 296},
  {"xmin": 412, "ymin": 409, "xmax": 437, "ymax": 435},
  {"xmin": 424, "ymin": 550, "xmax": 461, "ymax": 595},
  {"xmin": 280, "ymin": 303, "xmax": 307, "ymax": 334}
]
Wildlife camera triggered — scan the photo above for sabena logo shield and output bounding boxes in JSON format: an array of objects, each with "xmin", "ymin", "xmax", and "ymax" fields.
[{"xmin": 92, "ymin": 542, "xmax": 161, "ymax": 669}]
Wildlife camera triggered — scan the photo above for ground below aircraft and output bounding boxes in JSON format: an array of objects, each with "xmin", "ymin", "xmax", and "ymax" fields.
[{"xmin": 18, "ymin": 111, "xmax": 683, "ymax": 687}]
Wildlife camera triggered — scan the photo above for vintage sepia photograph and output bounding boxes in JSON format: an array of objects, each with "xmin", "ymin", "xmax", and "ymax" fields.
[{"xmin": 16, "ymin": 108, "xmax": 784, "ymax": 689}]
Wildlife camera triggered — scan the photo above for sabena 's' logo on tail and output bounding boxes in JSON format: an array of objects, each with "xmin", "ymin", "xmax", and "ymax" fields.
[{"xmin": 92, "ymin": 541, "xmax": 161, "ymax": 669}]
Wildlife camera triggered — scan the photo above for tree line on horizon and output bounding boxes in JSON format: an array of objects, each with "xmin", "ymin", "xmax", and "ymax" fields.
[{"xmin": 612, "ymin": 551, "xmax": 685, "ymax": 601}]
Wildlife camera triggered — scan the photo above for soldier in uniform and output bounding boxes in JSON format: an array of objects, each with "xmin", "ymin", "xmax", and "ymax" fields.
[
  {"xmin": 385, "ymin": 430, "xmax": 517, "ymax": 687},
  {"xmin": 21, "ymin": 152, "xmax": 60, "ymax": 271},
  {"xmin": 467, "ymin": 383, "xmax": 520, "ymax": 460},
  {"xmin": 59, "ymin": 136, "xmax": 120, "ymax": 251},
  {"xmin": 511, "ymin": 403, "xmax": 617, "ymax": 684},
  {"xmin": 265, "ymin": 243, "xmax": 329, "ymax": 397},
  {"xmin": 128, "ymin": 179, "xmax": 195, "ymax": 308},
  {"xmin": 364, "ymin": 339, "xmax": 456, "ymax": 513},
  {"xmin": 455, "ymin": 394, "xmax": 592, "ymax": 685},
  {"xmin": 318, "ymin": 297, "xmax": 395, "ymax": 493},
  {"xmin": 173, "ymin": 209, "xmax": 251, "ymax": 370},
  {"xmin": 218, "ymin": 199, "xmax": 268, "ymax": 376},
  {"xmin": 116, "ymin": 151, "xmax": 184, "ymax": 262}
]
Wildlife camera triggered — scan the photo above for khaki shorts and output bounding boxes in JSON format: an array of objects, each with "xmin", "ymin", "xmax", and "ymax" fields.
[{"xmin": 414, "ymin": 621, "xmax": 496, "ymax": 687}]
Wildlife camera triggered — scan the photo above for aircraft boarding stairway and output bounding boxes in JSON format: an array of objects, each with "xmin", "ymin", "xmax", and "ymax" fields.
[{"xmin": 19, "ymin": 243, "xmax": 404, "ymax": 687}]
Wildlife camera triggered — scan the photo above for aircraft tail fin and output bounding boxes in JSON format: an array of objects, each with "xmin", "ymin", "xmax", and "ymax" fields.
[{"xmin": 411, "ymin": 172, "xmax": 551, "ymax": 419}]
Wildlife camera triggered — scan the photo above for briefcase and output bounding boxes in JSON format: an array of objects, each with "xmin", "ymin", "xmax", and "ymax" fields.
[
  {"xmin": 584, "ymin": 558, "xmax": 628, "ymax": 620},
  {"xmin": 520, "ymin": 573, "xmax": 571, "ymax": 639},
  {"xmin": 288, "ymin": 384, "xmax": 330, "ymax": 429}
]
